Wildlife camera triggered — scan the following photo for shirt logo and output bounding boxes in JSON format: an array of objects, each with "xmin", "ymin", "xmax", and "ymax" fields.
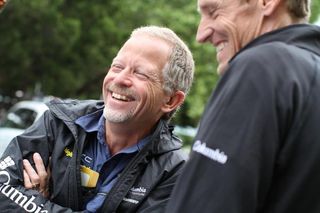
[
  {"xmin": 0, "ymin": 156, "xmax": 15, "ymax": 170},
  {"xmin": 64, "ymin": 148, "xmax": 73, "ymax": 158},
  {"xmin": 82, "ymin": 154, "xmax": 93, "ymax": 164},
  {"xmin": 129, "ymin": 186, "xmax": 147, "ymax": 197},
  {"xmin": 192, "ymin": 140, "xmax": 228, "ymax": 164},
  {"xmin": 123, "ymin": 197, "xmax": 139, "ymax": 204}
]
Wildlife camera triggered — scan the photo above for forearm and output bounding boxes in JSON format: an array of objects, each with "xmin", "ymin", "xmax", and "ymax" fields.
[{"xmin": 0, "ymin": 183, "xmax": 83, "ymax": 212}]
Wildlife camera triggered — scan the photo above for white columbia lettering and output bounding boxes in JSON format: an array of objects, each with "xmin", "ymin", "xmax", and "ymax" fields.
[
  {"xmin": 129, "ymin": 186, "xmax": 146, "ymax": 196},
  {"xmin": 123, "ymin": 197, "xmax": 139, "ymax": 204},
  {"xmin": 193, "ymin": 140, "xmax": 228, "ymax": 164},
  {"xmin": 0, "ymin": 182, "xmax": 48, "ymax": 212},
  {"xmin": 0, "ymin": 170, "xmax": 10, "ymax": 185},
  {"xmin": 130, "ymin": 187, "xmax": 146, "ymax": 193},
  {"xmin": 0, "ymin": 156, "xmax": 15, "ymax": 170},
  {"xmin": 0, "ymin": 159, "xmax": 48, "ymax": 213}
]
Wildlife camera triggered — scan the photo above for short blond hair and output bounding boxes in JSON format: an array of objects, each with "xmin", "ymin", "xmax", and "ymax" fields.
[{"xmin": 287, "ymin": 0, "xmax": 311, "ymax": 21}]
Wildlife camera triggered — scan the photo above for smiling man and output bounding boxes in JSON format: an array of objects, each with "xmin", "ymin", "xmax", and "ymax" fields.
[
  {"xmin": 0, "ymin": 26, "xmax": 194, "ymax": 212},
  {"xmin": 167, "ymin": 0, "xmax": 320, "ymax": 212}
]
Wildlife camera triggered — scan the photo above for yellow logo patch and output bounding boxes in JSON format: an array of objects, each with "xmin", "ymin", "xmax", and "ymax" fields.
[{"xmin": 64, "ymin": 148, "xmax": 73, "ymax": 158}]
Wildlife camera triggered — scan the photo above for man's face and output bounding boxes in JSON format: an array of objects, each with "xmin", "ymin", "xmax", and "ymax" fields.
[
  {"xmin": 102, "ymin": 35, "xmax": 172, "ymax": 125},
  {"xmin": 197, "ymin": 0, "xmax": 263, "ymax": 74}
]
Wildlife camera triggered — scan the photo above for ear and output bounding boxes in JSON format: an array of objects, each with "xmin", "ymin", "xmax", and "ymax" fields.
[
  {"xmin": 260, "ymin": 0, "xmax": 281, "ymax": 16},
  {"xmin": 161, "ymin": 91, "xmax": 185, "ymax": 114}
]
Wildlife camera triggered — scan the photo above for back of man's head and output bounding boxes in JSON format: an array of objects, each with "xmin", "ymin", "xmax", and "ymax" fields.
[{"xmin": 286, "ymin": 0, "xmax": 311, "ymax": 21}]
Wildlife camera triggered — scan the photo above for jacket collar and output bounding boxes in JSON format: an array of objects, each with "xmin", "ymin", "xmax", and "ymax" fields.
[
  {"xmin": 47, "ymin": 98, "xmax": 183, "ymax": 155},
  {"xmin": 232, "ymin": 24, "xmax": 320, "ymax": 62}
]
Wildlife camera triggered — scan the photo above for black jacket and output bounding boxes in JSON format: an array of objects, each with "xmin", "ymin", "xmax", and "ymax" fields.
[
  {"xmin": 167, "ymin": 24, "xmax": 320, "ymax": 213},
  {"xmin": 0, "ymin": 99, "xmax": 187, "ymax": 213}
]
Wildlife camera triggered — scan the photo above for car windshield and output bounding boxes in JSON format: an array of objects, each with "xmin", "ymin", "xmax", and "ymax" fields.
[{"xmin": 0, "ymin": 108, "xmax": 37, "ymax": 129}]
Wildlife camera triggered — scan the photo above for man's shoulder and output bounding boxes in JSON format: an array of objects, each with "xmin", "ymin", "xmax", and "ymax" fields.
[
  {"xmin": 46, "ymin": 98, "xmax": 104, "ymax": 121},
  {"xmin": 146, "ymin": 147, "xmax": 187, "ymax": 176},
  {"xmin": 48, "ymin": 98, "xmax": 103, "ymax": 107},
  {"xmin": 235, "ymin": 41, "xmax": 295, "ymax": 64},
  {"xmin": 227, "ymin": 41, "xmax": 309, "ymax": 82},
  {"xmin": 150, "ymin": 124, "xmax": 188, "ymax": 166}
]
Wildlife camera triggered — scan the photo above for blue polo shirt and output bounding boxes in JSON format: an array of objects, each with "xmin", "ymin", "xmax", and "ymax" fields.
[{"xmin": 75, "ymin": 109, "xmax": 150, "ymax": 212}]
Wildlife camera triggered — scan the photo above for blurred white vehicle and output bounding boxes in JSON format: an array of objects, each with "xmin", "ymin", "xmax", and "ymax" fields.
[
  {"xmin": 173, "ymin": 125, "xmax": 197, "ymax": 138},
  {"xmin": 0, "ymin": 100, "xmax": 49, "ymax": 156}
]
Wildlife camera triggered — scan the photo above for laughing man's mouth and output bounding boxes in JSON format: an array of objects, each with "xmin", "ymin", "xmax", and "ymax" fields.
[{"xmin": 112, "ymin": 92, "xmax": 132, "ymax": 101}]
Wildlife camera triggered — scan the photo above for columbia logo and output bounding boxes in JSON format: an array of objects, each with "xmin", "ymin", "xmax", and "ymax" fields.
[
  {"xmin": 0, "ymin": 156, "xmax": 15, "ymax": 170},
  {"xmin": 130, "ymin": 186, "xmax": 147, "ymax": 197},
  {"xmin": 123, "ymin": 197, "xmax": 139, "ymax": 204},
  {"xmin": 193, "ymin": 140, "xmax": 228, "ymax": 164}
]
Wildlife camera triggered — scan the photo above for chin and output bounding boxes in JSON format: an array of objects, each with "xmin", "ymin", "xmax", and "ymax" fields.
[{"xmin": 217, "ymin": 63, "xmax": 229, "ymax": 75}]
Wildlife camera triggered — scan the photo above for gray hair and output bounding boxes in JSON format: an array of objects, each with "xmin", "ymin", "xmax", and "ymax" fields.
[
  {"xmin": 131, "ymin": 26, "xmax": 195, "ymax": 120},
  {"xmin": 131, "ymin": 26, "xmax": 194, "ymax": 95}
]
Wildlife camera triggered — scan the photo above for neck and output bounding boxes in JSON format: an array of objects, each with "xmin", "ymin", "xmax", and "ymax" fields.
[
  {"xmin": 104, "ymin": 120, "xmax": 158, "ymax": 155},
  {"xmin": 260, "ymin": 3, "xmax": 306, "ymax": 35}
]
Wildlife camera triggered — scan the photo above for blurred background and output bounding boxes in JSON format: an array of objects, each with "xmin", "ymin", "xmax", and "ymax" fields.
[{"xmin": 0, "ymin": 0, "xmax": 320, "ymax": 148}]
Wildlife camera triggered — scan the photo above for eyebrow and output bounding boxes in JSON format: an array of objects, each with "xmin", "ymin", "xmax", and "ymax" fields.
[
  {"xmin": 197, "ymin": 1, "xmax": 219, "ymax": 13},
  {"xmin": 111, "ymin": 58, "xmax": 122, "ymax": 64}
]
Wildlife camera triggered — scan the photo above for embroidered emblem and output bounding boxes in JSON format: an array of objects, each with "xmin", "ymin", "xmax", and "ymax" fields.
[{"xmin": 64, "ymin": 148, "xmax": 73, "ymax": 158}]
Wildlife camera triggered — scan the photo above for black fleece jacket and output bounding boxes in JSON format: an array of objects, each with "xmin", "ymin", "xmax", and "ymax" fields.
[
  {"xmin": 167, "ymin": 24, "xmax": 320, "ymax": 213},
  {"xmin": 0, "ymin": 99, "xmax": 187, "ymax": 213}
]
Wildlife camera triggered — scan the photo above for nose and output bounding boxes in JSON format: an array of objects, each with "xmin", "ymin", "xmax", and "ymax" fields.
[
  {"xmin": 196, "ymin": 17, "xmax": 214, "ymax": 43},
  {"xmin": 112, "ymin": 68, "xmax": 133, "ymax": 87}
]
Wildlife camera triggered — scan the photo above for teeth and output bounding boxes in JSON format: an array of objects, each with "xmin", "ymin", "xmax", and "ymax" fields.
[
  {"xmin": 217, "ymin": 42, "xmax": 225, "ymax": 52},
  {"xmin": 112, "ymin": 92, "xmax": 130, "ymax": 101}
]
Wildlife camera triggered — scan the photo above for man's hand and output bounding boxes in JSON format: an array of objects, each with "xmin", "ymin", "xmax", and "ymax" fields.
[{"xmin": 23, "ymin": 153, "xmax": 50, "ymax": 198}]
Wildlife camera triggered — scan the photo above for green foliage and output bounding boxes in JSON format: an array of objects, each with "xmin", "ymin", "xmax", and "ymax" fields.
[
  {"xmin": 311, "ymin": 0, "xmax": 320, "ymax": 23},
  {"xmin": 0, "ymin": 0, "xmax": 218, "ymax": 127},
  {"xmin": 0, "ymin": 0, "xmax": 319, "ymax": 128}
]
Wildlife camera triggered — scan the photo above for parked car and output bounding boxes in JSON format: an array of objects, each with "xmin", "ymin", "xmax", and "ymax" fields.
[
  {"xmin": 173, "ymin": 125, "xmax": 197, "ymax": 153},
  {"xmin": 0, "ymin": 100, "xmax": 49, "ymax": 156}
]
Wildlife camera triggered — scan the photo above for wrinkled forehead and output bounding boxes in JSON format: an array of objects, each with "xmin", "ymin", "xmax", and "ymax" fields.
[
  {"xmin": 115, "ymin": 35, "xmax": 171, "ymax": 70},
  {"xmin": 120, "ymin": 35, "xmax": 171, "ymax": 59},
  {"xmin": 197, "ymin": 0, "xmax": 222, "ymax": 11},
  {"xmin": 197, "ymin": 0, "xmax": 248, "ymax": 12}
]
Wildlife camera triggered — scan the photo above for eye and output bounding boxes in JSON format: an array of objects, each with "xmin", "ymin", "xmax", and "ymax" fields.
[
  {"xmin": 134, "ymin": 70, "xmax": 149, "ymax": 80},
  {"xmin": 110, "ymin": 63, "xmax": 124, "ymax": 72},
  {"xmin": 203, "ymin": 4, "xmax": 219, "ymax": 19},
  {"xmin": 208, "ymin": 9, "xmax": 214, "ymax": 16},
  {"xmin": 208, "ymin": 8, "xmax": 218, "ymax": 19}
]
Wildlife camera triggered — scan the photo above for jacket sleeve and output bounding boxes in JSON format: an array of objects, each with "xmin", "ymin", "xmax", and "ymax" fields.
[
  {"xmin": 137, "ymin": 154, "xmax": 186, "ymax": 213},
  {"xmin": 166, "ymin": 47, "xmax": 299, "ymax": 213},
  {"xmin": 0, "ymin": 111, "xmax": 83, "ymax": 213}
]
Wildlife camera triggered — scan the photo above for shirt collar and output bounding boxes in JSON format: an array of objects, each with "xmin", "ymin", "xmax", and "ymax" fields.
[
  {"xmin": 118, "ymin": 135, "xmax": 151, "ymax": 154},
  {"xmin": 76, "ymin": 109, "xmax": 151, "ymax": 153},
  {"xmin": 75, "ymin": 109, "xmax": 104, "ymax": 132}
]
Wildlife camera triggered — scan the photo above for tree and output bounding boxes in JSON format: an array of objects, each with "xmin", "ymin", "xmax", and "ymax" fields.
[
  {"xmin": 311, "ymin": 0, "xmax": 320, "ymax": 23},
  {"xmin": 0, "ymin": 0, "xmax": 319, "ymax": 127}
]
